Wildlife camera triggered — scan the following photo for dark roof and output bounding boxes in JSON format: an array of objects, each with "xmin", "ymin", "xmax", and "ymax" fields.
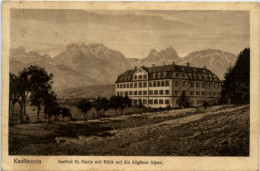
[{"xmin": 116, "ymin": 64, "xmax": 220, "ymax": 83}]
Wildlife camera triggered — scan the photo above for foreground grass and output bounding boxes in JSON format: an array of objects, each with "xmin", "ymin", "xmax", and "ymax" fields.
[{"xmin": 9, "ymin": 105, "xmax": 249, "ymax": 156}]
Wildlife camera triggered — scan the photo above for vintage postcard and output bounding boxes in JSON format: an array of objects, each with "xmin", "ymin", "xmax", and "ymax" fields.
[{"xmin": 1, "ymin": 1, "xmax": 259, "ymax": 171}]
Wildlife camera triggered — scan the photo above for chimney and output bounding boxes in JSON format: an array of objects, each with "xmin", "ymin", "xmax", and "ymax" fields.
[
  {"xmin": 134, "ymin": 66, "xmax": 137, "ymax": 69},
  {"xmin": 204, "ymin": 66, "xmax": 206, "ymax": 69},
  {"xmin": 152, "ymin": 64, "xmax": 155, "ymax": 67},
  {"xmin": 172, "ymin": 61, "xmax": 175, "ymax": 65},
  {"xmin": 187, "ymin": 63, "xmax": 190, "ymax": 67}
]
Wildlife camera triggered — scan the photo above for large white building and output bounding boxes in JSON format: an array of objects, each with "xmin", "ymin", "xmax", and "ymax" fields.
[{"xmin": 115, "ymin": 62, "xmax": 221, "ymax": 108}]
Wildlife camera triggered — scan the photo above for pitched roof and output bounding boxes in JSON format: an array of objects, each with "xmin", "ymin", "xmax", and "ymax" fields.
[{"xmin": 116, "ymin": 64, "xmax": 220, "ymax": 83}]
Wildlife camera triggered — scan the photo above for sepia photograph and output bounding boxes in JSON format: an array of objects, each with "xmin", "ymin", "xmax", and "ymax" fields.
[{"xmin": 1, "ymin": 2, "xmax": 259, "ymax": 171}]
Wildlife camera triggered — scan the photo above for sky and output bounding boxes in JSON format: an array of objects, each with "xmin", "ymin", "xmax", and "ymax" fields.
[{"xmin": 10, "ymin": 9, "xmax": 249, "ymax": 58}]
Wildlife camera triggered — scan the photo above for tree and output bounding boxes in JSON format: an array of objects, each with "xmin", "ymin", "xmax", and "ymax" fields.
[
  {"xmin": 177, "ymin": 91, "xmax": 191, "ymax": 108},
  {"xmin": 221, "ymin": 48, "xmax": 250, "ymax": 104},
  {"xmin": 77, "ymin": 99, "xmax": 93, "ymax": 120},
  {"xmin": 93, "ymin": 97, "xmax": 103, "ymax": 119},
  {"xmin": 59, "ymin": 106, "xmax": 73, "ymax": 121},
  {"xmin": 27, "ymin": 65, "xmax": 53, "ymax": 122},
  {"xmin": 99, "ymin": 97, "xmax": 110, "ymax": 118},
  {"xmin": 118, "ymin": 96, "xmax": 132, "ymax": 116},
  {"xmin": 9, "ymin": 73, "xmax": 19, "ymax": 115},
  {"xmin": 43, "ymin": 91, "xmax": 59, "ymax": 123},
  {"xmin": 110, "ymin": 95, "xmax": 120, "ymax": 116}
]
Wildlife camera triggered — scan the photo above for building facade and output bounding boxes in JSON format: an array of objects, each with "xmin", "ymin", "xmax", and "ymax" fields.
[{"xmin": 115, "ymin": 62, "xmax": 221, "ymax": 108}]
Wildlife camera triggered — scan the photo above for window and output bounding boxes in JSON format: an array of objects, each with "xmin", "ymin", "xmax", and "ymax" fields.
[
  {"xmin": 143, "ymin": 82, "xmax": 147, "ymax": 88},
  {"xmin": 154, "ymin": 99, "xmax": 158, "ymax": 104},
  {"xmin": 165, "ymin": 100, "xmax": 169, "ymax": 104},
  {"xmin": 149, "ymin": 90, "xmax": 153, "ymax": 95},
  {"xmin": 143, "ymin": 100, "xmax": 147, "ymax": 104},
  {"xmin": 127, "ymin": 83, "xmax": 129, "ymax": 88},
  {"xmin": 190, "ymin": 82, "xmax": 194, "ymax": 88},
  {"xmin": 144, "ymin": 75, "xmax": 147, "ymax": 79},
  {"xmin": 161, "ymin": 81, "xmax": 165, "ymax": 87},
  {"xmin": 209, "ymin": 91, "xmax": 211, "ymax": 96},
  {"xmin": 183, "ymin": 81, "xmax": 186, "ymax": 87},
  {"xmin": 153, "ymin": 81, "xmax": 156, "ymax": 87},
  {"xmin": 175, "ymin": 81, "xmax": 178, "ymax": 86},
  {"xmin": 117, "ymin": 84, "xmax": 119, "ymax": 88},
  {"xmin": 154, "ymin": 90, "xmax": 158, "ymax": 95},
  {"xmin": 198, "ymin": 74, "xmax": 202, "ymax": 79},
  {"xmin": 175, "ymin": 90, "xmax": 178, "ymax": 96},
  {"xmin": 217, "ymin": 83, "xmax": 220, "ymax": 88},
  {"xmin": 202, "ymin": 91, "xmax": 205, "ymax": 95},
  {"xmin": 134, "ymin": 76, "xmax": 137, "ymax": 80},
  {"xmin": 134, "ymin": 99, "xmax": 138, "ymax": 105},
  {"xmin": 117, "ymin": 92, "xmax": 119, "ymax": 96},
  {"xmin": 188, "ymin": 73, "xmax": 192, "ymax": 78},
  {"xmin": 193, "ymin": 74, "xmax": 197, "ymax": 79},
  {"xmin": 120, "ymin": 84, "xmax": 122, "ymax": 88},
  {"xmin": 190, "ymin": 91, "xmax": 194, "ymax": 96},
  {"xmin": 138, "ymin": 75, "xmax": 142, "ymax": 79},
  {"xmin": 134, "ymin": 83, "xmax": 137, "ymax": 88},
  {"xmin": 143, "ymin": 91, "xmax": 147, "ymax": 95},
  {"xmin": 159, "ymin": 99, "xmax": 163, "ymax": 104},
  {"xmin": 197, "ymin": 100, "xmax": 201, "ymax": 105},
  {"xmin": 123, "ymin": 84, "xmax": 126, "ymax": 88},
  {"xmin": 176, "ymin": 73, "xmax": 179, "ymax": 77},
  {"xmin": 134, "ymin": 91, "xmax": 137, "ymax": 95},
  {"xmin": 165, "ymin": 80, "xmax": 169, "ymax": 86},
  {"xmin": 129, "ymin": 91, "xmax": 133, "ymax": 95},
  {"xmin": 159, "ymin": 90, "xmax": 164, "ymax": 95},
  {"xmin": 130, "ymin": 83, "xmax": 133, "ymax": 88},
  {"xmin": 139, "ymin": 82, "xmax": 142, "ymax": 88},
  {"xmin": 138, "ymin": 91, "xmax": 142, "ymax": 95},
  {"xmin": 149, "ymin": 81, "xmax": 152, "ymax": 87},
  {"xmin": 182, "ymin": 91, "xmax": 186, "ymax": 96},
  {"xmin": 182, "ymin": 73, "xmax": 185, "ymax": 77},
  {"xmin": 213, "ymin": 83, "xmax": 216, "ymax": 88},
  {"xmin": 165, "ymin": 90, "xmax": 169, "ymax": 95},
  {"xmin": 196, "ymin": 91, "xmax": 200, "ymax": 96},
  {"xmin": 213, "ymin": 92, "xmax": 216, "ymax": 96},
  {"xmin": 196, "ymin": 82, "xmax": 200, "ymax": 88},
  {"xmin": 128, "ymin": 76, "xmax": 131, "ymax": 81},
  {"xmin": 208, "ymin": 83, "xmax": 211, "ymax": 88},
  {"xmin": 202, "ymin": 83, "xmax": 205, "ymax": 88},
  {"xmin": 148, "ymin": 100, "xmax": 153, "ymax": 104},
  {"xmin": 125, "ymin": 91, "xmax": 128, "ymax": 96},
  {"xmin": 157, "ymin": 81, "xmax": 161, "ymax": 87},
  {"xmin": 120, "ymin": 92, "xmax": 123, "ymax": 96}
]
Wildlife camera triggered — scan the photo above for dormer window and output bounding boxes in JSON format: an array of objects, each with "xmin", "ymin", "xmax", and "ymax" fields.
[
  {"xmin": 120, "ymin": 76, "xmax": 124, "ymax": 81},
  {"xmin": 188, "ymin": 73, "xmax": 192, "ymax": 79},
  {"xmin": 128, "ymin": 76, "xmax": 131, "ymax": 80},
  {"xmin": 198, "ymin": 74, "xmax": 202, "ymax": 79},
  {"xmin": 209, "ymin": 75, "xmax": 212, "ymax": 81},
  {"xmin": 163, "ymin": 72, "xmax": 167, "ymax": 78},
  {"xmin": 124, "ymin": 76, "xmax": 127, "ymax": 81},
  {"xmin": 144, "ymin": 75, "xmax": 147, "ymax": 79},
  {"xmin": 193, "ymin": 74, "xmax": 197, "ymax": 79},
  {"xmin": 153, "ymin": 73, "xmax": 157, "ymax": 79},
  {"xmin": 158, "ymin": 72, "xmax": 162, "ymax": 78}
]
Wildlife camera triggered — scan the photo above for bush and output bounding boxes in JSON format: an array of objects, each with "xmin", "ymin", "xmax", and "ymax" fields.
[{"xmin": 203, "ymin": 101, "xmax": 210, "ymax": 109}]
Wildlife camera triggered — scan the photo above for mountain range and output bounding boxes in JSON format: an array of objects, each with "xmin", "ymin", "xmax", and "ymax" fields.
[{"xmin": 10, "ymin": 43, "xmax": 238, "ymax": 97}]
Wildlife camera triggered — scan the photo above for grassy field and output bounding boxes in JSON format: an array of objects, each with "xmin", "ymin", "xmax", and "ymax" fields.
[{"xmin": 9, "ymin": 105, "xmax": 249, "ymax": 156}]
